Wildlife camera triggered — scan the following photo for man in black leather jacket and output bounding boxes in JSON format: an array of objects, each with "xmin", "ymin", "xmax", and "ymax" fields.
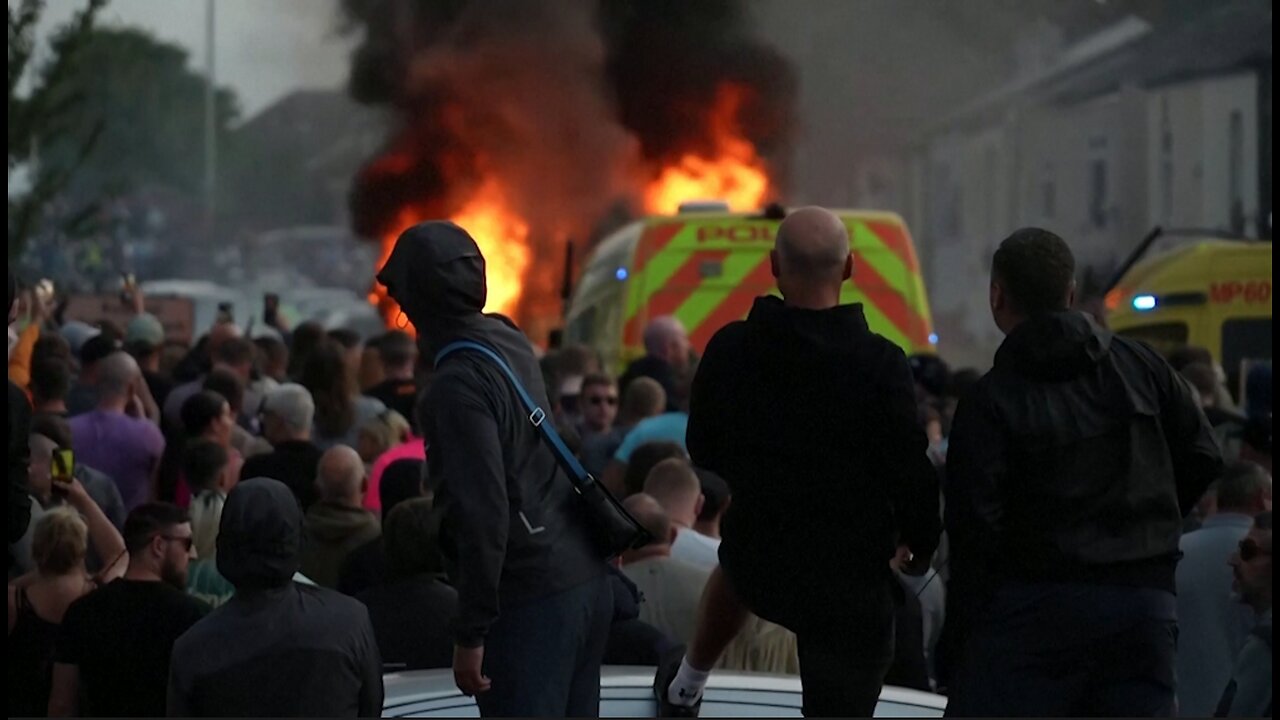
[{"xmin": 942, "ymin": 228, "xmax": 1222, "ymax": 717}]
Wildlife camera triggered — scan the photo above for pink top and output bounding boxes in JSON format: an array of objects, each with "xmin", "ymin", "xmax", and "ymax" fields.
[{"xmin": 364, "ymin": 437, "xmax": 426, "ymax": 511}]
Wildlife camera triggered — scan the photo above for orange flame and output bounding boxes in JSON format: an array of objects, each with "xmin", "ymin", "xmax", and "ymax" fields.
[
  {"xmin": 370, "ymin": 83, "xmax": 772, "ymax": 333},
  {"xmin": 643, "ymin": 85, "xmax": 770, "ymax": 214},
  {"xmin": 370, "ymin": 180, "xmax": 531, "ymax": 334}
]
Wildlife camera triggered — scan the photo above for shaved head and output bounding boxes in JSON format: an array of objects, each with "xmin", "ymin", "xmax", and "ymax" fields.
[
  {"xmin": 623, "ymin": 493, "xmax": 672, "ymax": 547},
  {"xmin": 643, "ymin": 458, "xmax": 703, "ymax": 528},
  {"xmin": 97, "ymin": 351, "xmax": 140, "ymax": 399},
  {"xmin": 208, "ymin": 322, "xmax": 242, "ymax": 354},
  {"xmin": 775, "ymin": 207, "xmax": 850, "ymax": 279},
  {"xmin": 317, "ymin": 446, "xmax": 365, "ymax": 505}
]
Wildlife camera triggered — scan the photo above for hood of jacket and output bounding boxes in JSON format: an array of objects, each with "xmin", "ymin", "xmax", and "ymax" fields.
[
  {"xmin": 743, "ymin": 295, "xmax": 875, "ymax": 357},
  {"xmin": 216, "ymin": 477, "xmax": 302, "ymax": 589},
  {"xmin": 376, "ymin": 221, "xmax": 491, "ymax": 353},
  {"xmin": 994, "ymin": 310, "xmax": 1112, "ymax": 382},
  {"xmin": 304, "ymin": 501, "xmax": 380, "ymax": 543}
]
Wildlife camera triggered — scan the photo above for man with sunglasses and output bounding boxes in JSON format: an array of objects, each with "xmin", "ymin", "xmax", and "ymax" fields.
[
  {"xmin": 578, "ymin": 374, "xmax": 620, "ymax": 441},
  {"xmin": 50, "ymin": 503, "xmax": 208, "ymax": 717},
  {"xmin": 1217, "ymin": 511, "xmax": 1272, "ymax": 717},
  {"xmin": 943, "ymin": 229, "xmax": 1223, "ymax": 717}
]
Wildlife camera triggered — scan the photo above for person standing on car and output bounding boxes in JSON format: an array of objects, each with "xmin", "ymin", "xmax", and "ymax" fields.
[
  {"xmin": 942, "ymin": 228, "xmax": 1223, "ymax": 716},
  {"xmin": 656, "ymin": 206, "xmax": 941, "ymax": 717},
  {"xmin": 377, "ymin": 221, "xmax": 610, "ymax": 718}
]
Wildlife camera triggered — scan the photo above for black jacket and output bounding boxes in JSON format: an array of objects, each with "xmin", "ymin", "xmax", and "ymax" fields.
[
  {"xmin": 944, "ymin": 312, "xmax": 1221, "ymax": 606},
  {"xmin": 168, "ymin": 478, "xmax": 384, "ymax": 717},
  {"xmin": 8, "ymin": 381, "xmax": 33, "ymax": 551},
  {"xmin": 689, "ymin": 296, "xmax": 940, "ymax": 616},
  {"xmin": 378, "ymin": 221, "xmax": 604, "ymax": 648},
  {"xmin": 619, "ymin": 355, "xmax": 680, "ymax": 412},
  {"xmin": 239, "ymin": 440, "xmax": 324, "ymax": 510}
]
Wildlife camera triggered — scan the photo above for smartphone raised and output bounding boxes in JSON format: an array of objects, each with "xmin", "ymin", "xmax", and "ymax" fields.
[{"xmin": 51, "ymin": 448, "xmax": 74, "ymax": 492}]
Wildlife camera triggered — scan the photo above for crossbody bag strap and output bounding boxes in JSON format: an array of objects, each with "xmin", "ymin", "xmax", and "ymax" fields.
[{"xmin": 435, "ymin": 340, "xmax": 597, "ymax": 491}]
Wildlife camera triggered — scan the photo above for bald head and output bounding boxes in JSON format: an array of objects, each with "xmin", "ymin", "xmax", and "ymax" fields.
[
  {"xmin": 773, "ymin": 207, "xmax": 852, "ymax": 306},
  {"xmin": 623, "ymin": 493, "xmax": 673, "ymax": 547},
  {"xmin": 642, "ymin": 316, "xmax": 690, "ymax": 369},
  {"xmin": 97, "ymin": 351, "xmax": 140, "ymax": 399},
  {"xmin": 643, "ymin": 458, "xmax": 703, "ymax": 528},
  {"xmin": 316, "ymin": 446, "xmax": 366, "ymax": 506}
]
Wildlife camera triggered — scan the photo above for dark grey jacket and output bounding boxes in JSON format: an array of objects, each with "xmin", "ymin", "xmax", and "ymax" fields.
[
  {"xmin": 167, "ymin": 478, "xmax": 384, "ymax": 717},
  {"xmin": 378, "ymin": 221, "xmax": 604, "ymax": 648}
]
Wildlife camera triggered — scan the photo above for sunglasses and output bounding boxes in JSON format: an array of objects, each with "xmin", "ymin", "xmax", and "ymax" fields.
[
  {"xmin": 161, "ymin": 535, "xmax": 195, "ymax": 552},
  {"xmin": 585, "ymin": 395, "xmax": 619, "ymax": 407},
  {"xmin": 1239, "ymin": 538, "xmax": 1271, "ymax": 562}
]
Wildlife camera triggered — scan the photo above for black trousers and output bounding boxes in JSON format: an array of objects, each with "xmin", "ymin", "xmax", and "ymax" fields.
[
  {"xmin": 945, "ymin": 582, "xmax": 1177, "ymax": 717},
  {"xmin": 476, "ymin": 574, "xmax": 612, "ymax": 718},
  {"xmin": 733, "ymin": 568, "xmax": 897, "ymax": 718}
]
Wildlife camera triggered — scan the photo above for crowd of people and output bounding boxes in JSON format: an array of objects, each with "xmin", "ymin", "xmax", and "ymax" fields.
[{"xmin": 4, "ymin": 207, "xmax": 1273, "ymax": 718}]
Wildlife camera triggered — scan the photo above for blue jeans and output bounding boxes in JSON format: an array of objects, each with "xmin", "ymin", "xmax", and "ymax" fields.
[
  {"xmin": 946, "ymin": 582, "xmax": 1178, "ymax": 717},
  {"xmin": 476, "ymin": 575, "xmax": 612, "ymax": 718}
]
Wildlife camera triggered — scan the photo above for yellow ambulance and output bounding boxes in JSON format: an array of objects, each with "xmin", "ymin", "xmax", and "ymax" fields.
[
  {"xmin": 564, "ymin": 205, "xmax": 937, "ymax": 372},
  {"xmin": 1106, "ymin": 233, "xmax": 1272, "ymax": 380}
]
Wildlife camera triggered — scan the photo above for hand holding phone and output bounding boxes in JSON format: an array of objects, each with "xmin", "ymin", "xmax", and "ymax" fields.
[{"xmin": 51, "ymin": 449, "xmax": 74, "ymax": 494}]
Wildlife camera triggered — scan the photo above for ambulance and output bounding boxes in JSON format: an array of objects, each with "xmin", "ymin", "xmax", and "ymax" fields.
[
  {"xmin": 564, "ymin": 205, "xmax": 937, "ymax": 372},
  {"xmin": 1105, "ymin": 229, "xmax": 1272, "ymax": 386}
]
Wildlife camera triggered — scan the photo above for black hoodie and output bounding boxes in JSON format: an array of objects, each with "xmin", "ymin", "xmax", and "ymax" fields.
[
  {"xmin": 944, "ymin": 311, "xmax": 1222, "ymax": 614},
  {"xmin": 687, "ymin": 295, "xmax": 940, "ymax": 625},
  {"xmin": 378, "ymin": 222, "xmax": 604, "ymax": 648},
  {"xmin": 168, "ymin": 478, "xmax": 384, "ymax": 717}
]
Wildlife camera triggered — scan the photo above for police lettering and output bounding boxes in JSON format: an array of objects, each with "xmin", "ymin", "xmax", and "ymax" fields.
[
  {"xmin": 696, "ymin": 225, "xmax": 775, "ymax": 242},
  {"xmin": 1210, "ymin": 280, "xmax": 1272, "ymax": 304}
]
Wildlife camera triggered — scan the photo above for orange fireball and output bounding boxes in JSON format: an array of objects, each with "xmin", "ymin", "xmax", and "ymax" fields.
[{"xmin": 644, "ymin": 85, "xmax": 770, "ymax": 214}]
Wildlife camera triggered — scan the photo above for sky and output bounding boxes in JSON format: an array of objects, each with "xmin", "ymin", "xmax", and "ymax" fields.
[{"xmin": 31, "ymin": 0, "xmax": 357, "ymax": 118}]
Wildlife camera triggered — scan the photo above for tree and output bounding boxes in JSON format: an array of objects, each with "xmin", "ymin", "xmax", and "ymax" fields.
[
  {"xmin": 8, "ymin": 0, "xmax": 108, "ymax": 260},
  {"xmin": 8, "ymin": 7, "xmax": 241, "ymax": 262},
  {"xmin": 40, "ymin": 26, "xmax": 240, "ymax": 210}
]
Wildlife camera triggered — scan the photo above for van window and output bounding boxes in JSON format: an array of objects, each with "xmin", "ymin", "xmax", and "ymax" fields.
[
  {"xmin": 566, "ymin": 306, "xmax": 597, "ymax": 345},
  {"xmin": 1115, "ymin": 322, "xmax": 1188, "ymax": 357},
  {"xmin": 1222, "ymin": 318, "xmax": 1273, "ymax": 377}
]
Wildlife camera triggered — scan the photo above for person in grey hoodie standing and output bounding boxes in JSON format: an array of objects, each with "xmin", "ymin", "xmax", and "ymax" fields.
[
  {"xmin": 167, "ymin": 477, "xmax": 383, "ymax": 717},
  {"xmin": 377, "ymin": 221, "xmax": 609, "ymax": 718}
]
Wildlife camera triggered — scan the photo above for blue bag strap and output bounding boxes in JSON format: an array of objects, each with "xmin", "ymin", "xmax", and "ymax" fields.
[{"xmin": 435, "ymin": 340, "xmax": 596, "ymax": 490}]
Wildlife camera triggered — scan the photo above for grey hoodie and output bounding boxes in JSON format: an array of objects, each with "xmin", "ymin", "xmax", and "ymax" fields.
[
  {"xmin": 378, "ymin": 221, "xmax": 605, "ymax": 648},
  {"xmin": 167, "ymin": 478, "xmax": 383, "ymax": 717}
]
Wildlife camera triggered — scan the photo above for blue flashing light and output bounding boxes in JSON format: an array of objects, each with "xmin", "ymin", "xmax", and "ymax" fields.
[
  {"xmin": 928, "ymin": 333, "xmax": 939, "ymax": 345},
  {"xmin": 1132, "ymin": 294, "xmax": 1158, "ymax": 311},
  {"xmin": 615, "ymin": 267, "xmax": 629, "ymax": 281}
]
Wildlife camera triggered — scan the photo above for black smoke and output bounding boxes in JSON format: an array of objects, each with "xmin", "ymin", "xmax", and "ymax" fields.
[{"xmin": 342, "ymin": 0, "xmax": 796, "ymax": 240}]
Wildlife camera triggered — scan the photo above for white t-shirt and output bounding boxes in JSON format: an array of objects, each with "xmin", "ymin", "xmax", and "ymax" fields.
[{"xmin": 671, "ymin": 528, "xmax": 720, "ymax": 571}]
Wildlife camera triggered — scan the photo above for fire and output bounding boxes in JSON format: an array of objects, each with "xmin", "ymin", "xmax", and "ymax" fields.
[
  {"xmin": 370, "ymin": 180, "xmax": 531, "ymax": 334},
  {"xmin": 369, "ymin": 82, "xmax": 773, "ymax": 333},
  {"xmin": 643, "ymin": 85, "xmax": 770, "ymax": 214}
]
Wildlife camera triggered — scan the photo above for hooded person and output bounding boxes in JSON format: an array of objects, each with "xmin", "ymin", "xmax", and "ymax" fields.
[
  {"xmin": 166, "ymin": 478, "xmax": 384, "ymax": 717},
  {"xmin": 377, "ymin": 221, "xmax": 610, "ymax": 718}
]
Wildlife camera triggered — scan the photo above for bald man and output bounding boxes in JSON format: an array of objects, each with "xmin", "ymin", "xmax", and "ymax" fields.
[
  {"xmin": 300, "ymin": 446, "xmax": 381, "ymax": 588},
  {"xmin": 656, "ymin": 207, "xmax": 940, "ymax": 717},
  {"xmin": 69, "ymin": 352, "xmax": 166, "ymax": 512},
  {"xmin": 619, "ymin": 316, "xmax": 690, "ymax": 412}
]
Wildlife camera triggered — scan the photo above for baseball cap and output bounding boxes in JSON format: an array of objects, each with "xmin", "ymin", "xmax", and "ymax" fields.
[
  {"xmin": 125, "ymin": 313, "xmax": 166, "ymax": 349},
  {"xmin": 59, "ymin": 321, "xmax": 101, "ymax": 356}
]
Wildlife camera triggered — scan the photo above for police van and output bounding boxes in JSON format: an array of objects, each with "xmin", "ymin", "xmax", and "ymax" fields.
[{"xmin": 565, "ymin": 204, "xmax": 937, "ymax": 372}]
